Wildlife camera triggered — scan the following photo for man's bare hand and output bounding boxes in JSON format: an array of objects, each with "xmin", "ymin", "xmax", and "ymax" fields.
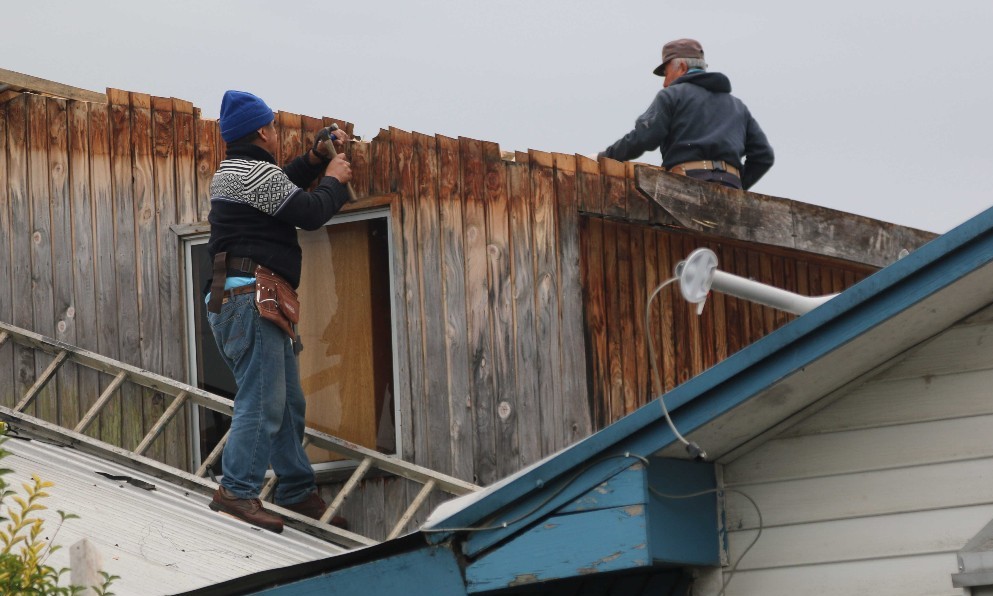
[{"xmin": 325, "ymin": 154, "xmax": 352, "ymax": 184}]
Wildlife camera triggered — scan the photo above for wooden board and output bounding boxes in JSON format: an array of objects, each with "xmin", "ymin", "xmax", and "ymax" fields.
[
  {"xmin": 47, "ymin": 97, "xmax": 77, "ymax": 426},
  {"xmin": 461, "ymin": 137, "xmax": 497, "ymax": 484},
  {"xmin": 529, "ymin": 150, "xmax": 564, "ymax": 456},
  {"xmin": 413, "ymin": 132, "xmax": 451, "ymax": 476},
  {"xmin": 393, "ymin": 128, "xmax": 425, "ymax": 466},
  {"xmin": 485, "ymin": 142, "xmax": 517, "ymax": 478},
  {"xmin": 553, "ymin": 153, "xmax": 591, "ymax": 440},
  {"xmin": 109, "ymin": 89, "xmax": 141, "ymax": 448},
  {"xmin": 436, "ymin": 135, "xmax": 473, "ymax": 481},
  {"xmin": 507, "ymin": 160, "xmax": 541, "ymax": 465},
  {"xmin": 66, "ymin": 99, "xmax": 101, "ymax": 445},
  {"xmin": 27, "ymin": 94, "xmax": 56, "ymax": 419},
  {"xmin": 635, "ymin": 165, "xmax": 937, "ymax": 268},
  {"xmin": 0, "ymin": 100, "xmax": 12, "ymax": 405}
]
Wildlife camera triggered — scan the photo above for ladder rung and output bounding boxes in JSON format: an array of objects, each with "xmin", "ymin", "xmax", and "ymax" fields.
[
  {"xmin": 74, "ymin": 371, "xmax": 127, "ymax": 433},
  {"xmin": 0, "ymin": 331, "xmax": 9, "ymax": 349},
  {"xmin": 134, "ymin": 391, "xmax": 189, "ymax": 456},
  {"xmin": 320, "ymin": 456, "xmax": 373, "ymax": 524},
  {"xmin": 196, "ymin": 429, "xmax": 229, "ymax": 478},
  {"xmin": 15, "ymin": 350, "xmax": 69, "ymax": 412},
  {"xmin": 387, "ymin": 479, "xmax": 436, "ymax": 540}
]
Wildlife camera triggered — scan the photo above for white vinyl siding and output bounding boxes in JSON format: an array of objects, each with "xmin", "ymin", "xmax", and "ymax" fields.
[{"xmin": 718, "ymin": 304, "xmax": 993, "ymax": 596}]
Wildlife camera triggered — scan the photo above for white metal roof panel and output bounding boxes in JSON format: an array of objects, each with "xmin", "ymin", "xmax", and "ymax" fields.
[{"xmin": 0, "ymin": 434, "xmax": 346, "ymax": 595}]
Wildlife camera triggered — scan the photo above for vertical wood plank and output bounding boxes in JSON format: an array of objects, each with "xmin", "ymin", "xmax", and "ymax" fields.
[
  {"xmin": 625, "ymin": 162, "xmax": 649, "ymax": 223},
  {"xmin": 47, "ymin": 97, "xmax": 77, "ymax": 426},
  {"xmin": 553, "ymin": 153, "xmax": 591, "ymax": 440},
  {"xmin": 529, "ymin": 149, "xmax": 564, "ymax": 456},
  {"xmin": 152, "ymin": 96, "xmax": 185, "ymax": 467},
  {"xmin": 350, "ymin": 140, "xmax": 371, "ymax": 199},
  {"xmin": 643, "ymin": 227, "xmax": 659, "ymax": 401},
  {"xmin": 173, "ymin": 98, "xmax": 197, "ymax": 225},
  {"xmin": 603, "ymin": 220, "xmax": 624, "ymax": 424},
  {"xmin": 171, "ymin": 97, "xmax": 195, "ymax": 468},
  {"xmin": 87, "ymin": 102, "xmax": 120, "ymax": 444},
  {"xmin": 507, "ymin": 160, "xmax": 541, "ymax": 462},
  {"xmin": 627, "ymin": 216, "xmax": 648, "ymax": 413},
  {"xmin": 27, "ymin": 94, "xmax": 55, "ymax": 419},
  {"xmin": 8, "ymin": 96, "xmax": 35, "ymax": 408},
  {"xmin": 130, "ymin": 91, "xmax": 160, "ymax": 454},
  {"xmin": 576, "ymin": 157, "xmax": 606, "ymax": 428},
  {"xmin": 371, "ymin": 129, "xmax": 392, "ymax": 195},
  {"xmin": 615, "ymin": 223, "xmax": 637, "ymax": 415},
  {"xmin": 413, "ymin": 132, "xmax": 452, "ymax": 476},
  {"xmin": 484, "ymin": 142, "xmax": 517, "ymax": 478},
  {"xmin": 656, "ymin": 230, "xmax": 676, "ymax": 392},
  {"xmin": 392, "ymin": 128, "xmax": 423, "ymax": 466},
  {"xmin": 194, "ymin": 118, "xmax": 216, "ymax": 222},
  {"xmin": 109, "ymin": 88, "xmax": 141, "ymax": 448},
  {"xmin": 461, "ymin": 136, "xmax": 496, "ymax": 484},
  {"xmin": 66, "ymin": 100, "xmax": 101, "ymax": 438},
  {"xmin": 436, "ymin": 135, "xmax": 473, "ymax": 481},
  {"xmin": 599, "ymin": 158, "xmax": 627, "ymax": 219},
  {"xmin": 277, "ymin": 111, "xmax": 302, "ymax": 166},
  {"xmin": 0, "ymin": 100, "xmax": 14, "ymax": 406},
  {"xmin": 681, "ymin": 236, "xmax": 705, "ymax": 377}
]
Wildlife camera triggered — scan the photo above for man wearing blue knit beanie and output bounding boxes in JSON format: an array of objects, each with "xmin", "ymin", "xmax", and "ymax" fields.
[{"xmin": 205, "ymin": 89, "xmax": 352, "ymax": 533}]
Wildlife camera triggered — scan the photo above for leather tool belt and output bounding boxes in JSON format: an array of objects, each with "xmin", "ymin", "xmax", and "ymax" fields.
[
  {"xmin": 207, "ymin": 253, "xmax": 303, "ymax": 352},
  {"xmin": 668, "ymin": 160, "xmax": 740, "ymax": 178},
  {"xmin": 254, "ymin": 264, "xmax": 301, "ymax": 342}
]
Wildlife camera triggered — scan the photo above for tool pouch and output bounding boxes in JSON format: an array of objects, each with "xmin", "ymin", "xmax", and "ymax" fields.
[{"xmin": 254, "ymin": 265, "xmax": 303, "ymax": 351}]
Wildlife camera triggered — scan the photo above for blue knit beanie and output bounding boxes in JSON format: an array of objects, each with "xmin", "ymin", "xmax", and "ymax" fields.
[{"xmin": 219, "ymin": 90, "xmax": 275, "ymax": 143}]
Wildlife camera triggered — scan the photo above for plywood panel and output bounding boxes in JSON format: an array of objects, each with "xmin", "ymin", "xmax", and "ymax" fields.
[{"xmin": 297, "ymin": 223, "xmax": 378, "ymax": 458}]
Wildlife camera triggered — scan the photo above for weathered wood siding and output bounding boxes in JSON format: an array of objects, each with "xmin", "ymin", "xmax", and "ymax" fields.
[
  {"xmin": 2, "ymin": 85, "xmax": 880, "ymax": 511},
  {"xmin": 718, "ymin": 303, "xmax": 993, "ymax": 595},
  {"xmin": 578, "ymin": 194, "xmax": 875, "ymax": 429}
]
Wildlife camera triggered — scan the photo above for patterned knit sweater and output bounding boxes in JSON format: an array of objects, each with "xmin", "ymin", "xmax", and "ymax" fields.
[{"xmin": 207, "ymin": 144, "xmax": 349, "ymax": 288}]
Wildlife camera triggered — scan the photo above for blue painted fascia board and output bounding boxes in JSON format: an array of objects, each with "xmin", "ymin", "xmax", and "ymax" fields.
[
  {"xmin": 257, "ymin": 544, "xmax": 466, "ymax": 596},
  {"xmin": 430, "ymin": 206, "xmax": 993, "ymax": 547}
]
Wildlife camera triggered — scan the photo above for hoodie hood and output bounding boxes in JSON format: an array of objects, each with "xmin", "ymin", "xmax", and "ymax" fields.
[{"xmin": 675, "ymin": 71, "xmax": 732, "ymax": 93}]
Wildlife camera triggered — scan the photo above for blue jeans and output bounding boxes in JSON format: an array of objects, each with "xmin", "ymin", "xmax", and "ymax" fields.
[{"xmin": 207, "ymin": 292, "xmax": 315, "ymax": 505}]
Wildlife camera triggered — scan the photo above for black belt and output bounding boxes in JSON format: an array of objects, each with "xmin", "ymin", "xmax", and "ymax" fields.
[{"xmin": 208, "ymin": 253, "xmax": 259, "ymax": 314}]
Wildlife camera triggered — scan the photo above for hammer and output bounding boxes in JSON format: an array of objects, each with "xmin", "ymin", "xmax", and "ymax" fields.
[{"xmin": 322, "ymin": 123, "xmax": 359, "ymax": 203}]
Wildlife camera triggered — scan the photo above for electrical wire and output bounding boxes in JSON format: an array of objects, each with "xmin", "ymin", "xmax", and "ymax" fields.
[
  {"xmin": 646, "ymin": 277, "xmax": 707, "ymax": 460},
  {"xmin": 650, "ymin": 485, "xmax": 763, "ymax": 596}
]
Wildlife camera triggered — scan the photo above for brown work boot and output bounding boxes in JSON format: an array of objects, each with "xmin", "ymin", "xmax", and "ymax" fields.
[
  {"xmin": 281, "ymin": 490, "xmax": 349, "ymax": 529},
  {"xmin": 210, "ymin": 486, "xmax": 284, "ymax": 533}
]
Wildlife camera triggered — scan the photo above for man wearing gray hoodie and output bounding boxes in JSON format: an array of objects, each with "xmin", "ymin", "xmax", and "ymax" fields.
[{"xmin": 601, "ymin": 38, "xmax": 774, "ymax": 191}]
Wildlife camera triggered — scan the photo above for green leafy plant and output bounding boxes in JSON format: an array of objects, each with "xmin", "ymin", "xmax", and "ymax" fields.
[{"xmin": 0, "ymin": 423, "xmax": 118, "ymax": 595}]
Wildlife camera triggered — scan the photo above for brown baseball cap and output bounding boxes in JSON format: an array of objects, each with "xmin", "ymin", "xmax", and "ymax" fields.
[{"xmin": 653, "ymin": 38, "xmax": 705, "ymax": 76}]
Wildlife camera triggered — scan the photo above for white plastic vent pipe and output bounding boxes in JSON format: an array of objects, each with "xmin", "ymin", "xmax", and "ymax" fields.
[{"xmin": 675, "ymin": 248, "xmax": 839, "ymax": 316}]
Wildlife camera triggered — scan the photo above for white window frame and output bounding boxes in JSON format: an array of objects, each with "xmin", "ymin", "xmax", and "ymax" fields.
[{"xmin": 181, "ymin": 207, "xmax": 404, "ymax": 471}]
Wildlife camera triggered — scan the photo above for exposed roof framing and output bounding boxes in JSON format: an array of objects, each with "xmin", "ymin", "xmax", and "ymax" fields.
[{"xmin": 0, "ymin": 66, "xmax": 107, "ymax": 103}]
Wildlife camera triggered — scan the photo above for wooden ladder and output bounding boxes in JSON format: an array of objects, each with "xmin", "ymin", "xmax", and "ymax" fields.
[{"xmin": 0, "ymin": 321, "xmax": 478, "ymax": 548}]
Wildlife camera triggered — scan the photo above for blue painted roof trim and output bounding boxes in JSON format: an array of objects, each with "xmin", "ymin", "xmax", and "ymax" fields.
[{"xmin": 430, "ymin": 205, "xmax": 993, "ymax": 544}]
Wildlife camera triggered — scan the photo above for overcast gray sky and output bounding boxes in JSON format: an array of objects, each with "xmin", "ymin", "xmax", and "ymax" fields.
[{"xmin": 5, "ymin": 0, "xmax": 992, "ymax": 233}]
